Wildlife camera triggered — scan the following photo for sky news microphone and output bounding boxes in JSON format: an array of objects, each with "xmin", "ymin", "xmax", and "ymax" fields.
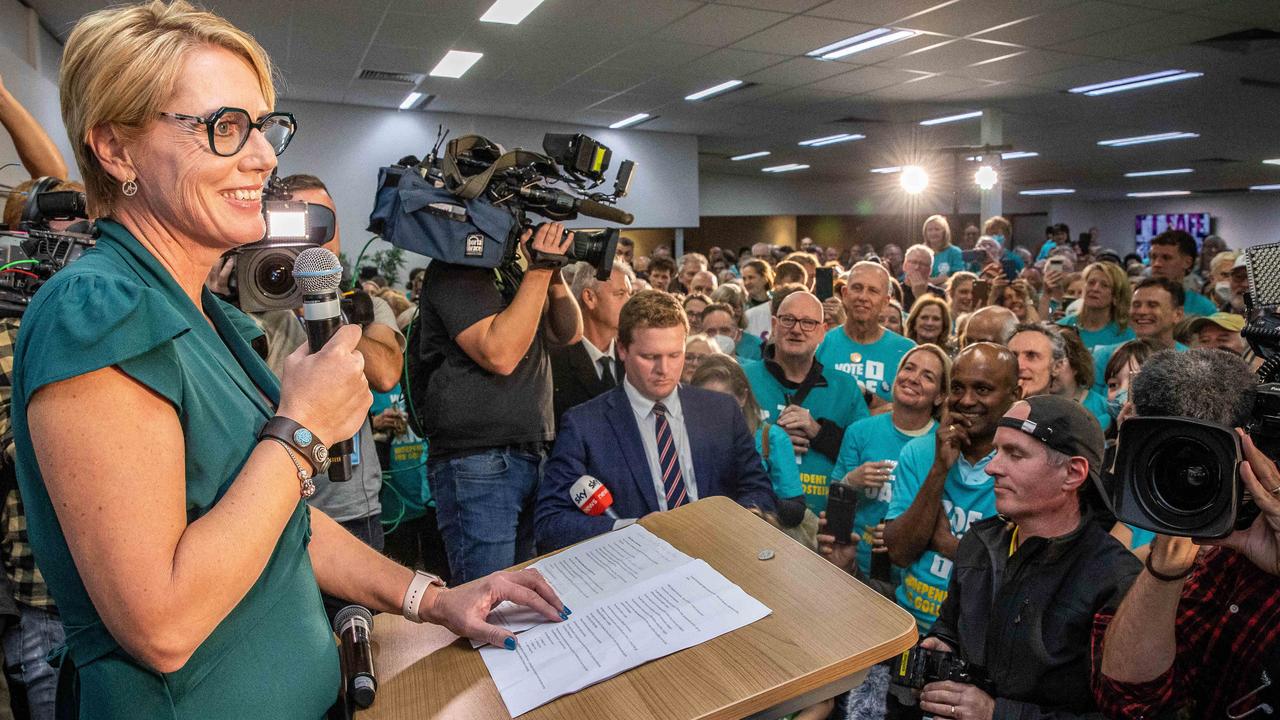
[
  {"xmin": 334, "ymin": 604, "xmax": 377, "ymax": 708},
  {"xmin": 293, "ymin": 247, "xmax": 352, "ymax": 482},
  {"xmin": 571, "ymin": 475, "xmax": 618, "ymax": 520}
]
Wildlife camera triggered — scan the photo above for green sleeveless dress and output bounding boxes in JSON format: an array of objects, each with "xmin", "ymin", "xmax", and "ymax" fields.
[{"xmin": 11, "ymin": 219, "xmax": 339, "ymax": 718}]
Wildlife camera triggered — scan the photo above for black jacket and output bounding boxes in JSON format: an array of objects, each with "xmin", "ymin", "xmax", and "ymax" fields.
[
  {"xmin": 550, "ymin": 341, "xmax": 621, "ymax": 432},
  {"xmin": 928, "ymin": 512, "xmax": 1141, "ymax": 720}
]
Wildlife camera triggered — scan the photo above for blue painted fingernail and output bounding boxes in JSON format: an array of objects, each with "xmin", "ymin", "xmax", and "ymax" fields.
[
  {"xmin": 563, "ymin": 606, "xmax": 572, "ymax": 616},
  {"xmin": 504, "ymin": 637, "xmax": 516, "ymax": 651},
  {"xmin": 559, "ymin": 610, "xmax": 569, "ymax": 620}
]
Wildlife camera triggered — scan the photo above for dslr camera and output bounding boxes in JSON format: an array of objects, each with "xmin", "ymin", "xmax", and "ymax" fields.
[
  {"xmin": 0, "ymin": 177, "xmax": 94, "ymax": 318},
  {"xmin": 1103, "ymin": 242, "xmax": 1280, "ymax": 538},
  {"xmin": 890, "ymin": 646, "xmax": 986, "ymax": 691},
  {"xmin": 369, "ymin": 130, "xmax": 635, "ymax": 282},
  {"xmin": 228, "ymin": 174, "xmax": 336, "ymax": 312}
]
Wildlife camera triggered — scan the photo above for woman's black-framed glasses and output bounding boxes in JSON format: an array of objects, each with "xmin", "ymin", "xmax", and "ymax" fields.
[{"xmin": 157, "ymin": 107, "xmax": 297, "ymax": 157}]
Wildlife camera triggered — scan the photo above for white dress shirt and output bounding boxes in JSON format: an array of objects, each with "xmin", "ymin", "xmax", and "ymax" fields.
[
  {"xmin": 581, "ymin": 336, "xmax": 616, "ymax": 381},
  {"xmin": 622, "ymin": 377, "xmax": 698, "ymax": 511}
]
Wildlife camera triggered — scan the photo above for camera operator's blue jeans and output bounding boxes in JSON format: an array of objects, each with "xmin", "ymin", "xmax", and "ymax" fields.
[
  {"xmin": 428, "ymin": 447, "xmax": 541, "ymax": 584},
  {"xmin": 2, "ymin": 604, "xmax": 64, "ymax": 720}
]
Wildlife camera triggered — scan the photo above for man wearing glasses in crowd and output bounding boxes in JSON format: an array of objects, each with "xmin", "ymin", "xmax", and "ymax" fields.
[{"xmin": 743, "ymin": 292, "xmax": 868, "ymax": 513}]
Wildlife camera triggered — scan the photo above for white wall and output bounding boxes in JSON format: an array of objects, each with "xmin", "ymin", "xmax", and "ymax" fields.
[
  {"xmin": 1050, "ymin": 193, "xmax": 1280, "ymax": 254},
  {"xmin": 0, "ymin": 0, "xmax": 76, "ymax": 186},
  {"xmin": 699, "ymin": 170, "xmax": 1049, "ymax": 218},
  {"xmin": 277, "ymin": 101, "xmax": 700, "ymax": 259}
]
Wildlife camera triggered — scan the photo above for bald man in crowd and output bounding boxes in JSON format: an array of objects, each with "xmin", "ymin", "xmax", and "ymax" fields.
[
  {"xmin": 883, "ymin": 343, "xmax": 1022, "ymax": 632},
  {"xmin": 959, "ymin": 306, "xmax": 1018, "ymax": 347}
]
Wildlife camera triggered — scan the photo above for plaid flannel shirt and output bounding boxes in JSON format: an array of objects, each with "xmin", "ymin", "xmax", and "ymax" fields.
[
  {"xmin": 0, "ymin": 317, "xmax": 55, "ymax": 610},
  {"xmin": 1091, "ymin": 546, "xmax": 1280, "ymax": 719}
]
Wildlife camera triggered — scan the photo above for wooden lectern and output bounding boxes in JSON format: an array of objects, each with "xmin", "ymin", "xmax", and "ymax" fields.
[{"xmin": 358, "ymin": 496, "xmax": 916, "ymax": 720}]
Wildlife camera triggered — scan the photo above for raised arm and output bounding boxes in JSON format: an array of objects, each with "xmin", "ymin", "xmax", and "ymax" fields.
[{"xmin": 0, "ymin": 74, "xmax": 68, "ymax": 179}]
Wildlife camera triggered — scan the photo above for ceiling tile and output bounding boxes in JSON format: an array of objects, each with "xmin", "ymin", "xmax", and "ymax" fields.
[
  {"xmin": 879, "ymin": 38, "xmax": 1031, "ymax": 73},
  {"xmin": 730, "ymin": 14, "xmax": 878, "ymax": 55},
  {"xmin": 902, "ymin": 0, "xmax": 1066, "ymax": 37},
  {"xmin": 685, "ymin": 48, "xmax": 793, "ymax": 79},
  {"xmin": 654, "ymin": 4, "xmax": 792, "ymax": 46},
  {"xmin": 1184, "ymin": 0, "xmax": 1280, "ymax": 25},
  {"xmin": 804, "ymin": 0, "xmax": 959, "ymax": 26},
  {"xmin": 710, "ymin": 0, "xmax": 831, "ymax": 11},
  {"xmin": 372, "ymin": 13, "xmax": 469, "ymax": 49},
  {"xmin": 1014, "ymin": 58, "xmax": 1161, "ymax": 91},
  {"xmin": 868, "ymin": 73, "xmax": 992, "ymax": 100},
  {"xmin": 809, "ymin": 66, "xmax": 929, "ymax": 94},
  {"xmin": 603, "ymin": 41, "xmax": 718, "ymax": 72},
  {"xmin": 947, "ymin": 48, "xmax": 1092, "ymax": 82},
  {"xmin": 975, "ymin": 1, "xmax": 1168, "ymax": 47},
  {"xmin": 1049, "ymin": 13, "xmax": 1247, "ymax": 58},
  {"xmin": 559, "ymin": 66, "xmax": 658, "ymax": 94},
  {"xmin": 745, "ymin": 56, "xmax": 864, "ymax": 85}
]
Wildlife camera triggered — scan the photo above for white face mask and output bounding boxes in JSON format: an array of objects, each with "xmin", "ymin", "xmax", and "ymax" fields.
[
  {"xmin": 1214, "ymin": 281, "xmax": 1233, "ymax": 303},
  {"xmin": 711, "ymin": 334, "xmax": 736, "ymax": 355}
]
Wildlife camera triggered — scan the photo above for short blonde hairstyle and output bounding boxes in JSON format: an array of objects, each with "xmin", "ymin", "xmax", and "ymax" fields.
[
  {"xmin": 60, "ymin": 0, "xmax": 275, "ymax": 215},
  {"xmin": 619, "ymin": 290, "xmax": 689, "ymax": 346},
  {"xmin": 905, "ymin": 295, "xmax": 953, "ymax": 345}
]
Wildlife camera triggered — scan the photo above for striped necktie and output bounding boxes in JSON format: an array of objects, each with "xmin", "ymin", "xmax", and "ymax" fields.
[{"xmin": 653, "ymin": 402, "xmax": 687, "ymax": 509}]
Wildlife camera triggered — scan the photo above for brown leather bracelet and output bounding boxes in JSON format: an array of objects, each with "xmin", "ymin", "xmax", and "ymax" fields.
[{"xmin": 258, "ymin": 416, "xmax": 331, "ymax": 476}]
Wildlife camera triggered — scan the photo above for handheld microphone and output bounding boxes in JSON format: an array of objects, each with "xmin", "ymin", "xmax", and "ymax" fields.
[
  {"xmin": 334, "ymin": 605, "xmax": 377, "ymax": 708},
  {"xmin": 571, "ymin": 475, "xmax": 618, "ymax": 520},
  {"xmin": 293, "ymin": 247, "xmax": 352, "ymax": 482}
]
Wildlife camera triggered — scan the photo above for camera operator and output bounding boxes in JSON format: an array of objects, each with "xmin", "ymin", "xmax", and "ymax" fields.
[
  {"xmin": 243, "ymin": 174, "xmax": 404, "ymax": 560},
  {"xmin": 1093, "ymin": 349, "xmax": 1280, "ymax": 720},
  {"xmin": 416, "ymin": 221, "xmax": 582, "ymax": 583},
  {"xmin": 911, "ymin": 395, "xmax": 1140, "ymax": 720}
]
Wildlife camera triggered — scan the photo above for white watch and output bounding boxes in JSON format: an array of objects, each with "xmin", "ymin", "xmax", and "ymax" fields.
[{"xmin": 402, "ymin": 570, "xmax": 445, "ymax": 623}]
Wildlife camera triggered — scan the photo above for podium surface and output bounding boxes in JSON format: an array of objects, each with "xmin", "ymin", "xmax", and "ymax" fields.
[{"xmin": 359, "ymin": 496, "xmax": 917, "ymax": 720}]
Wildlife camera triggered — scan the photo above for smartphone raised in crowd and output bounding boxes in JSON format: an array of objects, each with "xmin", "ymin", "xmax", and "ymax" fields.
[
  {"xmin": 825, "ymin": 483, "xmax": 858, "ymax": 545},
  {"xmin": 815, "ymin": 266, "xmax": 835, "ymax": 301},
  {"xmin": 961, "ymin": 249, "xmax": 987, "ymax": 266}
]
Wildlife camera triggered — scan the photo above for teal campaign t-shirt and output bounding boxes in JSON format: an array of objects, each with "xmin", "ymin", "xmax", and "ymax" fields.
[
  {"xmin": 754, "ymin": 423, "xmax": 804, "ymax": 500},
  {"xmin": 1184, "ymin": 291, "xmax": 1217, "ymax": 318},
  {"xmin": 885, "ymin": 436, "xmax": 997, "ymax": 632},
  {"xmin": 816, "ymin": 326, "xmax": 916, "ymax": 402},
  {"xmin": 1058, "ymin": 315, "xmax": 1136, "ymax": 351},
  {"xmin": 370, "ymin": 386, "xmax": 431, "ymax": 526},
  {"xmin": 743, "ymin": 359, "xmax": 868, "ymax": 512},
  {"xmin": 1081, "ymin": 390, "xmax": 1112, "ymax": 433},
  {"xmin": 736, "ymin": 333, "xmax": 764, "ymax": 362},
  {"xmin": 931, "ymin": 246, "xmax": 965, "ymax": 277},
  {"xmin": 830, "ymin": 414, "xmax": 937, "ymax": 577},
  {"xmin": 1092, "ymin": 340, "xmax": 1188, "ymax": 394}
]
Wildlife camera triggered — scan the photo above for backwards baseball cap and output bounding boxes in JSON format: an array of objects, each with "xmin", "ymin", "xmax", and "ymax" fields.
[
  {"xmin": 1186, "ymin": 312, "xmax": 1246, "ymax": 334},
  {"xmin": 998, "ymin": 395, "xmax": 1105, "ymax": 486}
]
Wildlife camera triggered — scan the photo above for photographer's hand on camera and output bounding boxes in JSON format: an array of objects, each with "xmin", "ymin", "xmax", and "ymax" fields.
[
  {"xmin": 816, "ymin": 511, "xmax": 860, "ymax": 574},
  {"xmin": 919, "ymin": 679, "xmax": 996, "ymax": 720},
  {"xmin": 276, "ymin": 324, "xmax": 371, "ymax": 449},
  {"xmin": 1202, "ymin": 431, "xmax": 1280, "ymax": 576}
]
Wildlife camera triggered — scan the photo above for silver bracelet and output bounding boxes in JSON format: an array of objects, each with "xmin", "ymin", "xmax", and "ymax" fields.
[{"xmin": 266, "ymin": 437, "xmax": 316, "ymax": 498}]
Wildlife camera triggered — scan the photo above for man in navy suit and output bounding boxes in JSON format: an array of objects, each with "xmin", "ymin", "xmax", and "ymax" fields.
[{"xmin": 536, "ymin": 290, "xmax": 777, "ymax": 551}]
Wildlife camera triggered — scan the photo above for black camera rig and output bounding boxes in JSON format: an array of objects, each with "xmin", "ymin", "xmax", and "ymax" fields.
[
  {"xmin": 0, "ymin": 178, "xmax": 94, "ymax": 318},
  {"xmin": 369, "ymin": 129, "xmax": 636, "ymax": 285}
]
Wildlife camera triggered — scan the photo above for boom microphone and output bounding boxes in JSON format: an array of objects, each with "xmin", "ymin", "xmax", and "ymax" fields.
[
  {"xmin": 571, "ymin": 475, "xmax": 619, "ymax": 520},
  {"xmin": 334, "ymin": 605, "xmax": 377, "ymax": 708},
  {"xmin": 292, "ymin": 247, "xmax": 353, "ymax": 482}
]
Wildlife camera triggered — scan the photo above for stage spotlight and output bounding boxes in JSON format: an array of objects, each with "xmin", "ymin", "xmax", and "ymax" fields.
[
  {"xmin": 900, "ymin": 165, "xmax": 929, "ymax": 194},
  {"xmin": 974, "ymin": 165, "xmax": 998, "ymax": 190}
]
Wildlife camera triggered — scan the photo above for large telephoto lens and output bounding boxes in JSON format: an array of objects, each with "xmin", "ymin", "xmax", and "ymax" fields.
[
  {"xmin": 1148, "ymin": 437, "xmax": 1221, "ymax": 515},
  {"xmin": 565, "ymin": 227, "xmax": 620, "ymax": 281}
]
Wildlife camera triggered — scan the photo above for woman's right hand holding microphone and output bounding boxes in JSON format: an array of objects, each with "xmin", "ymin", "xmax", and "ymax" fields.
[{"xmin": 276, "ymin": 324, "xmax": 372, "ymax": 449}]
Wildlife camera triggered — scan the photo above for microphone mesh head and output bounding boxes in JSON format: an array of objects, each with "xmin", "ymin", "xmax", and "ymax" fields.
[
  {"xmin": 293, "ymin": 247, "xmax": 343, "ymax": 294},
  {"xmin": 333, "ymin": 604, "xmax": 373, "ymax": 630}
]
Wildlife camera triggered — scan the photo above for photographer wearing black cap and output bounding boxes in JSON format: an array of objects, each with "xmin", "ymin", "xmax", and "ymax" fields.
[
  {"xmin": 1094, "ymin": 349, "xmax": 1280, "ymax": 720},
  {"xmin": 913, "ymin": 395, "xmax": 1140, "ymax": 720}
]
